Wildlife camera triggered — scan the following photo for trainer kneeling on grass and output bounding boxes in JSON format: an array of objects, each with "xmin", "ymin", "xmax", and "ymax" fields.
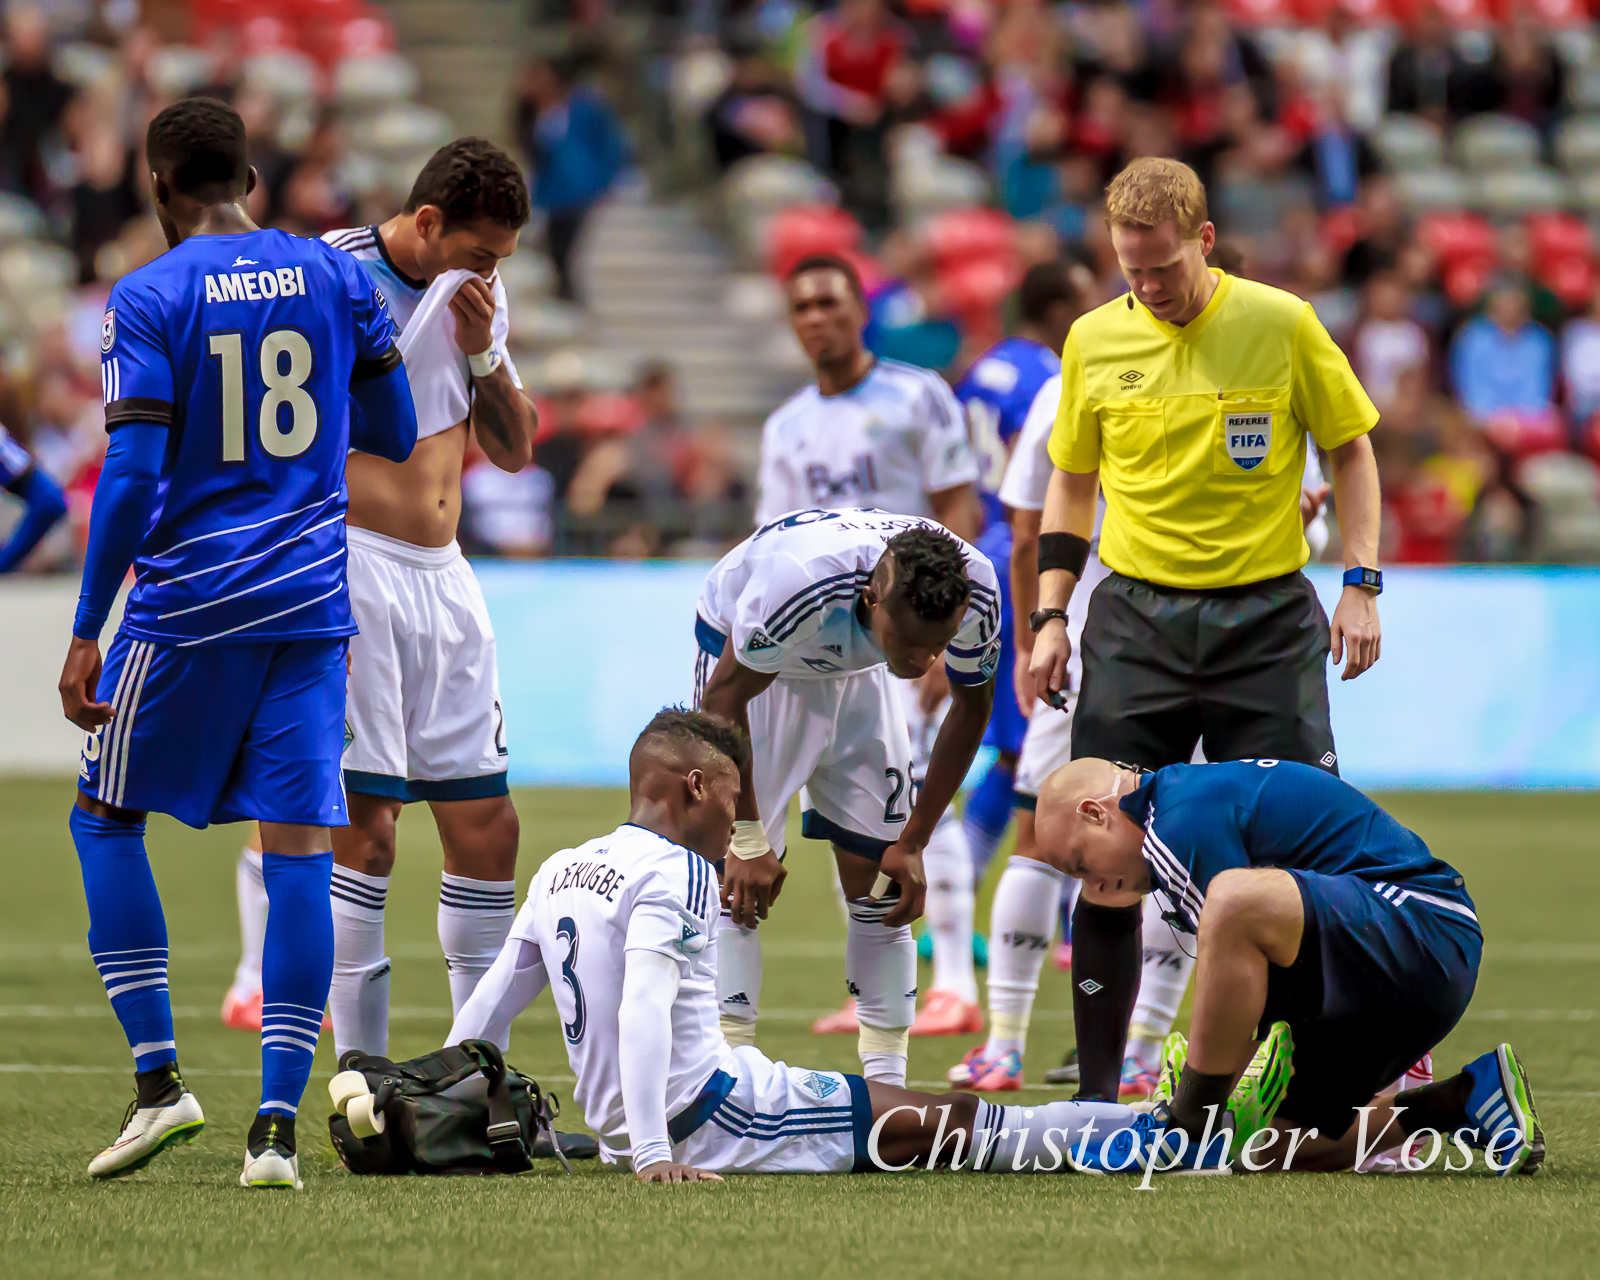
[{"xmin": 1033, "ymin": 756, "xmax": 1546, "ymax": 1175}]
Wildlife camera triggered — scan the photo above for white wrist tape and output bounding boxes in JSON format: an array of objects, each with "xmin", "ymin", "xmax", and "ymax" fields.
[
  {"xmin": 467, "ymin": 347, "xmax": 502, "ymax": 379},
  {"xmin": 729, "ymin": 819, "xmax": 768, "ymax": 862}
]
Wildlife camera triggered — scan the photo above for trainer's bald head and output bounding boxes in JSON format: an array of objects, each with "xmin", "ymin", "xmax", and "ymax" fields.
[{"xmin": 1032, "ymin": 757, "xmax": 1148, "ymax": 894}]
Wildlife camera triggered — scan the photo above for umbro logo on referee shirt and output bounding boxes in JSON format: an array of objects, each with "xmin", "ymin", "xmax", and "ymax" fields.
[{"xmin": 1119, "ymin": 370, "xmax": 1144, "ymax": 386}]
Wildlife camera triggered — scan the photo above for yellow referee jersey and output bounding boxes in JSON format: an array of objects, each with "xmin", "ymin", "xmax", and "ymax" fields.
[{"xmin": 1049, "ymin": 270, "xmax": 1377, "ymax": 589}]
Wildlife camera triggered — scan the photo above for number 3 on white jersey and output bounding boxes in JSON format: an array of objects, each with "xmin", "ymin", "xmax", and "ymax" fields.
[
  {"xmin": 965, "ymin": 398, "xmax": 1007, "ymax": 494},
  {"xmin": 209, "ymin": 329, "xmax": 319, "ymax": 461}
]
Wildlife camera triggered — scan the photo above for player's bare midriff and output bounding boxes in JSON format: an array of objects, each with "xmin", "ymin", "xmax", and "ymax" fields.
[{"xmin": 347, "ymin": 421, "xmax": 467, "ymax": 548}]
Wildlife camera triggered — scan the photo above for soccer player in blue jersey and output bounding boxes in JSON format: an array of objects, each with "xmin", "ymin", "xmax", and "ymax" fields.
[
  {"xmin": 56, "ymin": 97, "xmax": 418, "ymax": 1189},
  {"xmin": 1035, "ymin": 757, "xmax": 1545, "ymax": 1175},
  {"xmin": 0, "ymin": 423, "xmax": 68, "ymax": 572}
]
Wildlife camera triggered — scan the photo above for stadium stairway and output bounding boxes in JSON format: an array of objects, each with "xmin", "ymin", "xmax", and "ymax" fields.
[
  {"xmin": 577, "ymin": 189, "xmax": 801, "ymax": 439},
  {"xmin": 385, "ymin": 0, "xmax": 524, "ymax": 150}
]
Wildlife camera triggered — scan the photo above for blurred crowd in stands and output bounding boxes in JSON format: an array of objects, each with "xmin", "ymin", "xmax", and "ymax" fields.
[{"xmin": 7, "ymin": 0, "xmax": 1600, "ymax": 570}]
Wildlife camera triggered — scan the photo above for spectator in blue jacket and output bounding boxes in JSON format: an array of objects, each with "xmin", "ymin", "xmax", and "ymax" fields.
[
  {"xmin": 1449, "ymin": 281, "xmax": 1556, "ymax": 423},
  {"xmin": 515, "ymin": 54, "xmax": 629, "ymax": 302}
]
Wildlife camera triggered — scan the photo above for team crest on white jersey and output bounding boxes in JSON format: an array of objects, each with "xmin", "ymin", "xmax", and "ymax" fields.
[
  {"xmin": 1225, "ymin": 411, "xmax": 1271, "ymax": 471},
  {"xmin": 674, "ymin": 908, "xmax": 707, "ymax": 955},
  {"xmin": 799, "ymin": 1070, "xmax": 840, "ymax": 1099}
]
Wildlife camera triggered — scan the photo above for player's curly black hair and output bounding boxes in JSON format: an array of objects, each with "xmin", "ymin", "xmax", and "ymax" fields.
[
  {"xmin": 637, "ymin": 706, "xmax": 751, "ymax": 773},
  {"xmin": 404, "ymin": 138, "xmax": 531, "ymax": 231},
  {"xmin": 886, "ymin": 527, "xmax": 971, "ymax": 623},
  {"xmin": 146, "ymin": 96, "xmax": 248, "ymax": 198}
]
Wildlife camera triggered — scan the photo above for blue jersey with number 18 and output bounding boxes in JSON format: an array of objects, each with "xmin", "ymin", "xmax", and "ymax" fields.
[{"xmin": 100, "ymin": 227, "xmax": 401, "ymax": 646}]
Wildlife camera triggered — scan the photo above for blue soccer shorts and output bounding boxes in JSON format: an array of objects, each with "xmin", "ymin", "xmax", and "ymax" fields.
[
  {"xmin": 1262, "ymin": 869, "xmax": 1483, "ymax": 1138},
  {"xmin": 78, "ymin": 631, "xmax": 349, "ymax": 829},
  {"xmin": 977, "ymin": 521, "xmax": 1024, "ymax": 757}
]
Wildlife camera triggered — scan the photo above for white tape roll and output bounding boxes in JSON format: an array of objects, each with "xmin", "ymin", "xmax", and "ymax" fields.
[
  {"xmin": 346, "ymin": 1092, "xmax": 387, "ymax": 1139},
  {"xmin": 328, "ymin": 1070, "xmax": 370, "ymax": 1116}
]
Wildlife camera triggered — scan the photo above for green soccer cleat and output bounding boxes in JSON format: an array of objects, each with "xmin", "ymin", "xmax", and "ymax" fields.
[
  {"xmin": 1230, "ymin": 1021, "xmax": 1295, "ymax": 1142},
  {"xmin": 1152, "ymin": 1031, "xmax": 1187, "ymax": 1106}
]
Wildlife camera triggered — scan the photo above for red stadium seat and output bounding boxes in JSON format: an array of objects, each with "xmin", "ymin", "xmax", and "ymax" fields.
[
  {"xmin": 239, "ymin": 14, "xmax": 298, "ymax": 51},
  {"xmin": 920, "ymin": 208, "xmax": 1014, "ymax": 269},
  {"xmin": 764, "ymin": 206, "xmax": 863, "ymax": 279},
  {"xmin": 1527, "ymin": 213, "xmax": 1598, "ymax": 308},
  {"xmin": 1484, "ymin": 409, "xmax": 1569, "ymax": 459},
  {"xmin": 937, "ymin": 253, "xmax": 1022, "ymax": 319},
  {"xmin": 1420, "ymin": 212, "xmax": 1497, "ymax": 271}
]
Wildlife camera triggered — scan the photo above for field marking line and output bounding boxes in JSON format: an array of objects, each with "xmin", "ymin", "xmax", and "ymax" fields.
[
  {"xmin": 1, "ymin": 1005, "xmax": 1596, "ymax": 1024},
  {"xmin": 5, "ymin": 940, "xmax": 1598, "ymax": 963}
]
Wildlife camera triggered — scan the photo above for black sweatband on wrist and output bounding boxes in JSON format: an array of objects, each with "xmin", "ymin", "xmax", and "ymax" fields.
[
  {"xmin": 1069, "ymin": 897, "xmax": 1141, "ymax": 1102},
  {"xmin": 1038, "ymin": 531, "xmax": 1090, "ymax": 578},
  {"xmin": 1170, "ymin": 1066, "xmax": 1235, "ymax": 1141}
]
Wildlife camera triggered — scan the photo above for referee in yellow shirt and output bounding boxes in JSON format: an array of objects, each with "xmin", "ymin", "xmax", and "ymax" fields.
[
  {"xmin": 1029, "ymin": 156, "xmax": 1383, "ymax": 774},
  {"xmin": 1027, "ymin": 156, "xmax": 1382, "ymax": 1106}
]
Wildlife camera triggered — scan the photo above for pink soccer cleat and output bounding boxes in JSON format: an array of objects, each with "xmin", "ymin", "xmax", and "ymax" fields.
[
  {"xmin": 968, "ymin": 1048, "xmax": 1024, "ymax": 1092},
  {"xmin": 1118, "ymin": 1056, "xmax": 1159, "ymax": 1099},
  {"xmin": 222, "ymin": 988, "xmax": 263, "ymax": 1031},
  {"xmin": 811, "ymin": 997, "xmax": 860, "ymax": 1034},
  {"xmin": 909, "ymin": 990, "xmax": 984, "ymax": 1037}
]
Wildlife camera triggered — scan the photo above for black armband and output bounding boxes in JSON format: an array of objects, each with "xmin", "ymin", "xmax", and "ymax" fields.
[
  {"xmin": 1038, "ymin": 531, "xmax": 1090, "ymax": 578},
  {"xmin": 350, "ymin": 343, "xmax": 403, "ymax": 383},
  {"xmin": 104, "ymin": 397, "xmax": 174, "ymax": 430},
  {"xmin": 1070, "ymin": 897, "xmax": 1142, "ymax": 1102}
]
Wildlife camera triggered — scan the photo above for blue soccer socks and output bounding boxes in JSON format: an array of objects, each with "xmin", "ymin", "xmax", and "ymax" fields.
[
  {"xmin": 259, "ymin": 851, "xmax": 335, "ymax": 1117},
  {"xmin": 71, "ymin": 805, "xmax": 176, "ymax": 1072}
]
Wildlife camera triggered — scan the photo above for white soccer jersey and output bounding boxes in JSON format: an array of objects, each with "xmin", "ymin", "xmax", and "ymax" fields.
[
  {"xmin": 509, "ymin": 823, "xmax": 729, "ymax": 1158},
  {"xmin": 696, "ymin": 508, "xmax": 1001, "ymax": 685},
  {"xmin": 322, "ymin": 226, "xmax": 521, "ymax": 442},
  {"xmin": 754, "ymin": 359, "xmax": 980, "ymax": 525}
]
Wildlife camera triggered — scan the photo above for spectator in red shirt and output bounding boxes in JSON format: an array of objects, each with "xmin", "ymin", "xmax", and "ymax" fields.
[{"xmin": 797, "ymin": 0, "xmax": 910, "ymax": 229}]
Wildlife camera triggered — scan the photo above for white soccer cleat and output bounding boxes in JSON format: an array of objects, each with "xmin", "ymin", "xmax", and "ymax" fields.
[
  {"xmin": 87, "ymin": 1091, "xmax": 206, "ymax": 1179},
  {"xmin": 240, "ymin": 1145, "xmax": 302, "ymax": 1190}
]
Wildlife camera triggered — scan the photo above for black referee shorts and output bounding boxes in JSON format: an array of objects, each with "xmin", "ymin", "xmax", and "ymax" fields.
[{"xmin": 1070, "ymin": 570, "xmax": 1338, "ymax": 773}]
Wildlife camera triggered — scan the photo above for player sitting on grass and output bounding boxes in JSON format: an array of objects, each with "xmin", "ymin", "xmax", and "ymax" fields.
[
  {"xmin": 1034, "ymin": 757, "xmax": 1545, "ymax": 1175},
  {"xmin": 444, "ymin": 708, "xmax": 1244, "ymax": 1180}
]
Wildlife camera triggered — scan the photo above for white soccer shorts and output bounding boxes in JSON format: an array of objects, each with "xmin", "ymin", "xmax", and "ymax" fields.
[
  {"xmin": 748, "ymin": 667, "xmax": 915, "ymax": 859},
  {"xmin": 1014, "ymin": 699, "xmax": 1075, "ymax": 802},
  {"xmin": 343, "ymin": 526, "xmax": 508, "ymax": 802},
  {"xmin": 672, "ymin": 1046, "xmax": 869, "ymax": 1174}
]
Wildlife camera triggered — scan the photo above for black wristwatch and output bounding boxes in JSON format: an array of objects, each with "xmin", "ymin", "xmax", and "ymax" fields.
[{"xmin": 1029, "ymin": 608, "xmax": 1069, "ymax": 633}]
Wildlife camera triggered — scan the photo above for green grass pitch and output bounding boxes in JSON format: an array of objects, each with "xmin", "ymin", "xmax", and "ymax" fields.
[{"xmin": 2, "ymin": 778, "xmax": 1597, "ymax": 1278}]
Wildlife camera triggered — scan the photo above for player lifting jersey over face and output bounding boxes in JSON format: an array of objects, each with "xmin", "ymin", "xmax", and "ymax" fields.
[
  {"xmin": 219, "ymin": 139, "xmax": 540, "ymax": 1062},
  {"xmin": 695, "ymin": 508, "xmax": 999, "ymax": 1088}
]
